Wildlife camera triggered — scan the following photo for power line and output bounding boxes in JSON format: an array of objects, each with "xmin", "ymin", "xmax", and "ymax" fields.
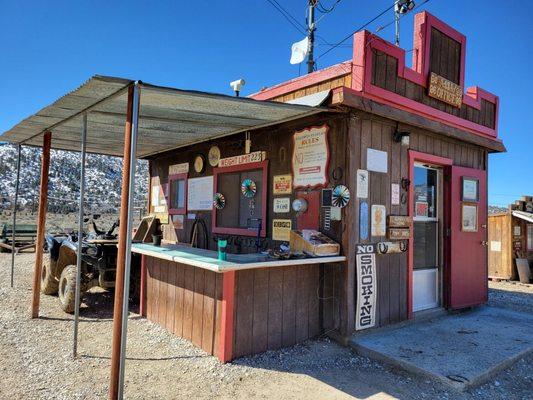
[
  {"xmin": 266, "ymin": 0, "xmax": 307, "ymax": 36},
  {"xmin": 315, "ymin": 3, "xmax": 395, "ymax": 61}
]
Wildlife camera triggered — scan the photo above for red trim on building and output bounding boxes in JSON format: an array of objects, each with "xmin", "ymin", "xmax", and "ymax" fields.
[
  {"xmin": 168, "ymin": 173, "xmax": 188, "ymax": 215},
  {"xmin": 408, "ymin": 150, "xmax": 453, "ymax": 318},
  {"xmin": 212, "ymin": 160, "xmax": 269, "ymax": 237},
  {"xmin": 249, "ymin": 61, "xmax": 352, "ymax": 101},
  {"xmin": 218, "ymin": 271, "xmax": 235, "ymax": 363}
]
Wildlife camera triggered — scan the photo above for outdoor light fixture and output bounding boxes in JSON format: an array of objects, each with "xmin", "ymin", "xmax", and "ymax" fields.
[
  {"xmin": 395, "ymin": 0, "xmax": 415, "ymax": 14},
  {"xmin": 230, "ymin": 78, "xmax": 246, "ymax": 97},
  {"xmin": 393, "ymin": 130, "xmax": 410, "ymax": 146}
]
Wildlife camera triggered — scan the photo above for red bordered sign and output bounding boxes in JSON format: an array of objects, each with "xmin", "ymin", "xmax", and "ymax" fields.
[{"xmin": 292, "ymin": 124, "xmax": 330, "ymax": 189}]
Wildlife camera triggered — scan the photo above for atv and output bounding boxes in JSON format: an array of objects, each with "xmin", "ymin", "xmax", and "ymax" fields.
[{"xmin": 41, "ymin": 216, "xmax": 140, "ymax": 313}]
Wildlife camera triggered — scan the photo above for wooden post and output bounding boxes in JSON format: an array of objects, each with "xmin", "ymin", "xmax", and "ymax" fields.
[
  {"xmin": 31, "ymin": 131, "xmax": 51, "ymax": 319},
  {"xmin": 109, "ymin": 86, "xmax": 134, "ymax": 400}
]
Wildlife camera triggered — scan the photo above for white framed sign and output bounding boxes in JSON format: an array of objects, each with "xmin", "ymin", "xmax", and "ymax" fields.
[
  {"xmin": 356, "ymin": 244, "xmax": 377, "ymax": 330},
  {"xmin": 367, "ymin": 148, "xmax": 388, "ymax": 173},
  {"xmin": 356, "ymin": 169, "xmax": 368, "ymax": 199},
  {"xmin": 187, "ymin": 176, "xmax": 213, "ymax": 210},
  {"xmin": 292, "ymin": 124, "xmax": 329, "ymax": 188},
  {"xmin": 273, "ymin": 198, "xmax": 290, "ymax": 213}
]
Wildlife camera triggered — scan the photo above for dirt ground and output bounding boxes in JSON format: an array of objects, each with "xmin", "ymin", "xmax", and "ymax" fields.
[{"xmin": 0, "ymin": 253, "xmax": 531, "ymax": 400}]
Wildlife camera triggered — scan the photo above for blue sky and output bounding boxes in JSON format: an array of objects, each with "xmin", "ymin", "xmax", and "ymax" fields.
[{"xmin": 0, "ymin": 0, "xmax": 530, "ymax": 206}]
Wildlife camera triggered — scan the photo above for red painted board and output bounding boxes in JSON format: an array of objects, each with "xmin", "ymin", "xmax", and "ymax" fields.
[
  {"xmin": 449, "ymin": 166, "xmax": 487, "ymax": 309},
  {"xmin": 295, "ymin": 190, "xmax": 320, "ymax": 230}
]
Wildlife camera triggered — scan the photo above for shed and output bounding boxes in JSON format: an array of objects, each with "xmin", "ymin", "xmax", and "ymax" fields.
[
  {"xmin": 0, "ymin": 10, "xmax": 507, "ymax": 400},
  {"xmin": 488, "ymin": 196, "xmax": 533, "ymax": 280}
]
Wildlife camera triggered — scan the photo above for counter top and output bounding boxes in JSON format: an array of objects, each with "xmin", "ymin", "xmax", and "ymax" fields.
[{"xmin": 131, "ymin": 243, "xmax": 346, "ymax": 272}]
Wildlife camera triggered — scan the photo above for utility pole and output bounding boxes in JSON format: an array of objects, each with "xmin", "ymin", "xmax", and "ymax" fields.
[
  {"xmin": 307, "ymin": 0, "xmax": 317, "ymax": 73},
  {"xmin": 394, "ymin": 0, "xmax": 401, "ymax": 46}
]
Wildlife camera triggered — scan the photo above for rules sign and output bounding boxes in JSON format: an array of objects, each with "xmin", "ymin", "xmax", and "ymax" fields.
[{"xmin": 356, "ymin": 244, "xmax": 377, "ymax": 330}]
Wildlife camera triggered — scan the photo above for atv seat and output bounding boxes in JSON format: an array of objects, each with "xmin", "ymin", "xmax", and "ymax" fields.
[{"xmin": 45, "ymin": 235, "xmax": 67, "ymax": 261}]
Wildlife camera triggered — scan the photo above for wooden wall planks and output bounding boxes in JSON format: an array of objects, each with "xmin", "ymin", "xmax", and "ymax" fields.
[
  {"xmin": 231, "ymin": 264, "xmax": 323, "ymax": 359},
  {"xmin": 146, "ymin": 258, "xmax": 221, "ymax": 356},
  {"xmin": 371, "ymin": 50, "xmax": 496, "ymax": 129},
  {"xmin": 345, "ymin": 113, "xmax": 487, "ymax": 330}
]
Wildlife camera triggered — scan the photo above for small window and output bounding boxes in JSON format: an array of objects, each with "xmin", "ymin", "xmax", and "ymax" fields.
[
  {"xmin": 528, "ymin": 224, "xmax": 533, "ymax": 251},
  {"xmin": 168, "ymin": 173, "xmax": 187, "ymax": 214}
]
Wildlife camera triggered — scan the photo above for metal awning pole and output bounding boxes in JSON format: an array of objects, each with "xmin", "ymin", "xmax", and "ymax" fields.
[
  {"xmin": 108, "ymin": 83, "xmax": 139, "ymax": 400},
  {"xmin": 117, "ymin": 83, "xmax": 140, "ymax": 400},
  {"xmin": 73, "ymin": 113, "xmax": 88, "ymax": 358},
  {"xmin": 10, "ymin": 144, "xmax": 22, "ymax": 287}
]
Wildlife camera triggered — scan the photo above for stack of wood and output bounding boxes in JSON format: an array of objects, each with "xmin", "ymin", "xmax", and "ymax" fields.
[{"xmin": 508, "ymin": 195, "xmax": 533, "ymax": 212}]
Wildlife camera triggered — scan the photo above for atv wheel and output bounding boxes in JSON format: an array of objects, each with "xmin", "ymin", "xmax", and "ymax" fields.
[
  {"xmin": 0, "ymin": 239, "xmax": 8, "ymax": 253},
  {"xmin": 58, "ymin": 265, "xmax": 83, "ymax": 313},
  {"xmin": 40, "ymin": 257, "xmax": 59, "ymax": 295}
]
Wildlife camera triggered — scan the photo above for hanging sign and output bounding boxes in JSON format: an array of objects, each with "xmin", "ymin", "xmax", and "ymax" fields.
[
  {"xmin": 367, "ymin": 149, "xmax": 388, "ymax": 173},
  {"xmin": 292, "ymin": 125, "xmax": 329, "ymax": 188},
  {"xmin": 388, "ymin": 215, "xmax": 412, "ymax": 227},
  {"xmin": 388, "ymin": 228, "xmax": 411, "ymax": 240},
  {"xmin": 187, "ymin": 176, "xmax": 213, "ymax": 210},
  {"xmin": 273, "ymin": 198, "xmax": 290, "ymax": 213},
  {"xmin": 360, "ymin": 201, "xmax": 369, "ymax": 241},
  {"xmin": 377, "ymin": 241, "xmax": 408, "ymax": 254},
  {"xmin": 371, "ymin": 205, "xmax": 386, "ymax": 237},
  {"xmin": 391, "ymin": 183, "xmax": 400, "ymax": 206},
  {"xmin": 273, "ymin": 174, "xmax": 292, "ymax": 195},
  {"xmin": 169, "ymin": 162, "xmax": 189, "ymax": 175},
  {"xmin": 428, "ymin": 72, "xmax": 462, "ymax": 108},
  {"xmin": 218, "ymin": 151, "xmax": 266, "ymax": 168},
  {"xmin": 356, "ymin": 244, "xmax": 377, "ymax": 330},
  {"xmin": 356, "ymin": 169, "xmax": 369, "ymax": 199},
  {"xmin": 272, "ymin": 219, "xmax": 292, "ymax": 241}
]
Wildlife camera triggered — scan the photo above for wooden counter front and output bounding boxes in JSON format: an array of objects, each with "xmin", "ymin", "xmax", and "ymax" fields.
[{"xmin": 144, "ymin": 255, "xmax": 339, "ymax": 361}]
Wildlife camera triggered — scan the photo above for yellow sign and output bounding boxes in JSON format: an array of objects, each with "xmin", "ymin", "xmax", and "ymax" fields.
[
  {"xmin": 273, "ymin": 174, "xmax": 292, "ymax": 195},
  {"xmin": 428, "ymin": 72, "xmax": 462, "ymax": 108},
  {"xmin": 272, "ymin": 219, "xmax": 292, "ymax": 241}
]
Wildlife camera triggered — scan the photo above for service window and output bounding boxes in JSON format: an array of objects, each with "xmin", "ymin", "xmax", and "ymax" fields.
[
  {"xmin": 168, "ymin": 173, "xmax": 187, "ymax": 214},
  {"xmin": 212, "ymin": 160, "xmax": 268, "ymax": 237},
  {"xmin": 528, "ymin": 224, "xmax": 533, "ymax": 251}
]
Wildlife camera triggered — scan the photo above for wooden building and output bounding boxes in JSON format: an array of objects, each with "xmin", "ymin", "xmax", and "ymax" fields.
[
  {"xmin": 135, "ymin": 11, "xmax": 505, "ymax": 360},
  {"xmin": 488, "ymin": 197, "xmax": 533, "ymax": 280},
  {"xmin": 1, "ymin": 11, "xmax": 506, "ymax": 369}
]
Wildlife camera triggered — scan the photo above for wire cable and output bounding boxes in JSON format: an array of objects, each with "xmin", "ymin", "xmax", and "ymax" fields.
[
  {"xmin": 266, "ymin": 0, "xmax": 307, "ymax": 36},
  {"xmin": 315, "ymin": 3, "xmax": 395, "ymax": 61}
]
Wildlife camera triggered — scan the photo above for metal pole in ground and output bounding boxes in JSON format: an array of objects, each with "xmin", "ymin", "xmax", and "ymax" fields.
[
  {"xmin": 73, "ymin": 113, "xmax": 88, "ymax": 358},
  {"xmin": 117, "ymin": 83, "xmax": 140, "ymax": 400},
  {"xmin": 10, "ymin": 143, "xmax": 22, "ymax": 287}
]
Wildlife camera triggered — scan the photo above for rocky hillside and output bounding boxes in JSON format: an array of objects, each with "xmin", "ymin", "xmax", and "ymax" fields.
[{"xmin": 0, "ymin": 143, "xmax": 148, "ymax": 214}]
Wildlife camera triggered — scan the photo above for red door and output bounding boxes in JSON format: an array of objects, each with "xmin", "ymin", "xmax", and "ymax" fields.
[{"xmin": 448, "ymin": 166, "xmax": 487, "ymax": 308}]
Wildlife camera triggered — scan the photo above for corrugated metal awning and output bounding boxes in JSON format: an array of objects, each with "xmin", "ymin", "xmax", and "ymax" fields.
[
  {"xmin": 0, "ymin": 75, "xmax": 330, "ymax": 158},
  {"xmin": 512, "ymin": 210, "xmax": 533, "ymax": 223}
]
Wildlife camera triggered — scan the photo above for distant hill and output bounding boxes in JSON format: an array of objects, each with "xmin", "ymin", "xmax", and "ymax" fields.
[
  {"xmin": 488, "ymin": 205, "xmax": 508, "ymax": 215},
  {"xmin": 0, "ymin": 143, "xmax": 148, "ymax": 214}
]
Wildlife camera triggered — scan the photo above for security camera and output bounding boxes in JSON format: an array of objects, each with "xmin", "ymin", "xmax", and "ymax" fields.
[{"xmin": 230, "ymin": 79, "xmax": 245, "ymax": 97}]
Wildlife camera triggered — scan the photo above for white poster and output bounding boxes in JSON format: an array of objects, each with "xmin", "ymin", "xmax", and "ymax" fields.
[
  {"xmin": 367, "ymin": 148, "xmax": 388, "ymax": 173},
  {"xmin": 292, "ymin": 125, "xmax": 329, "ymax": 188},
  {"xmin": 391, "ymin": 183, "xmax": 400, "ymax": 205},
  {"xmin": 356, "ymin": 169, "xmax": 368, "ymax": 199},
  {"xmin": 187, "ymin": 176, "xmax": 213, "ymax": 210},
  {"xmin": 273, "ymin": 198, "xmax": 290, "ymax": 213},
  {"xmin": 356, "ymin": 244, "xmax": 377, "ymax": 330}
]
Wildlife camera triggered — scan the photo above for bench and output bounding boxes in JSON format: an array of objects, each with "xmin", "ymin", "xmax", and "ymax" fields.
[{"xmin": 0, "ymin": 224, "xmax": 38, "ymax": 254}]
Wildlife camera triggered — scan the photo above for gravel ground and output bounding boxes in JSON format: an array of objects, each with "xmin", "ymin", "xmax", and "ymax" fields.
[{"xmin": 0, "ymin": 253, "xmax": 531, "ymax": 400}]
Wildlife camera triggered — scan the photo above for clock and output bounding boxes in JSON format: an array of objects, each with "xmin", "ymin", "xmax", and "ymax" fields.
[
  {"xmin": 194, "ymin": 154, "xmax": 205, "ymax": 173},
  {"xmin": 208, "ymin": 146, "xmax": 221, "ymax": 167}
]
